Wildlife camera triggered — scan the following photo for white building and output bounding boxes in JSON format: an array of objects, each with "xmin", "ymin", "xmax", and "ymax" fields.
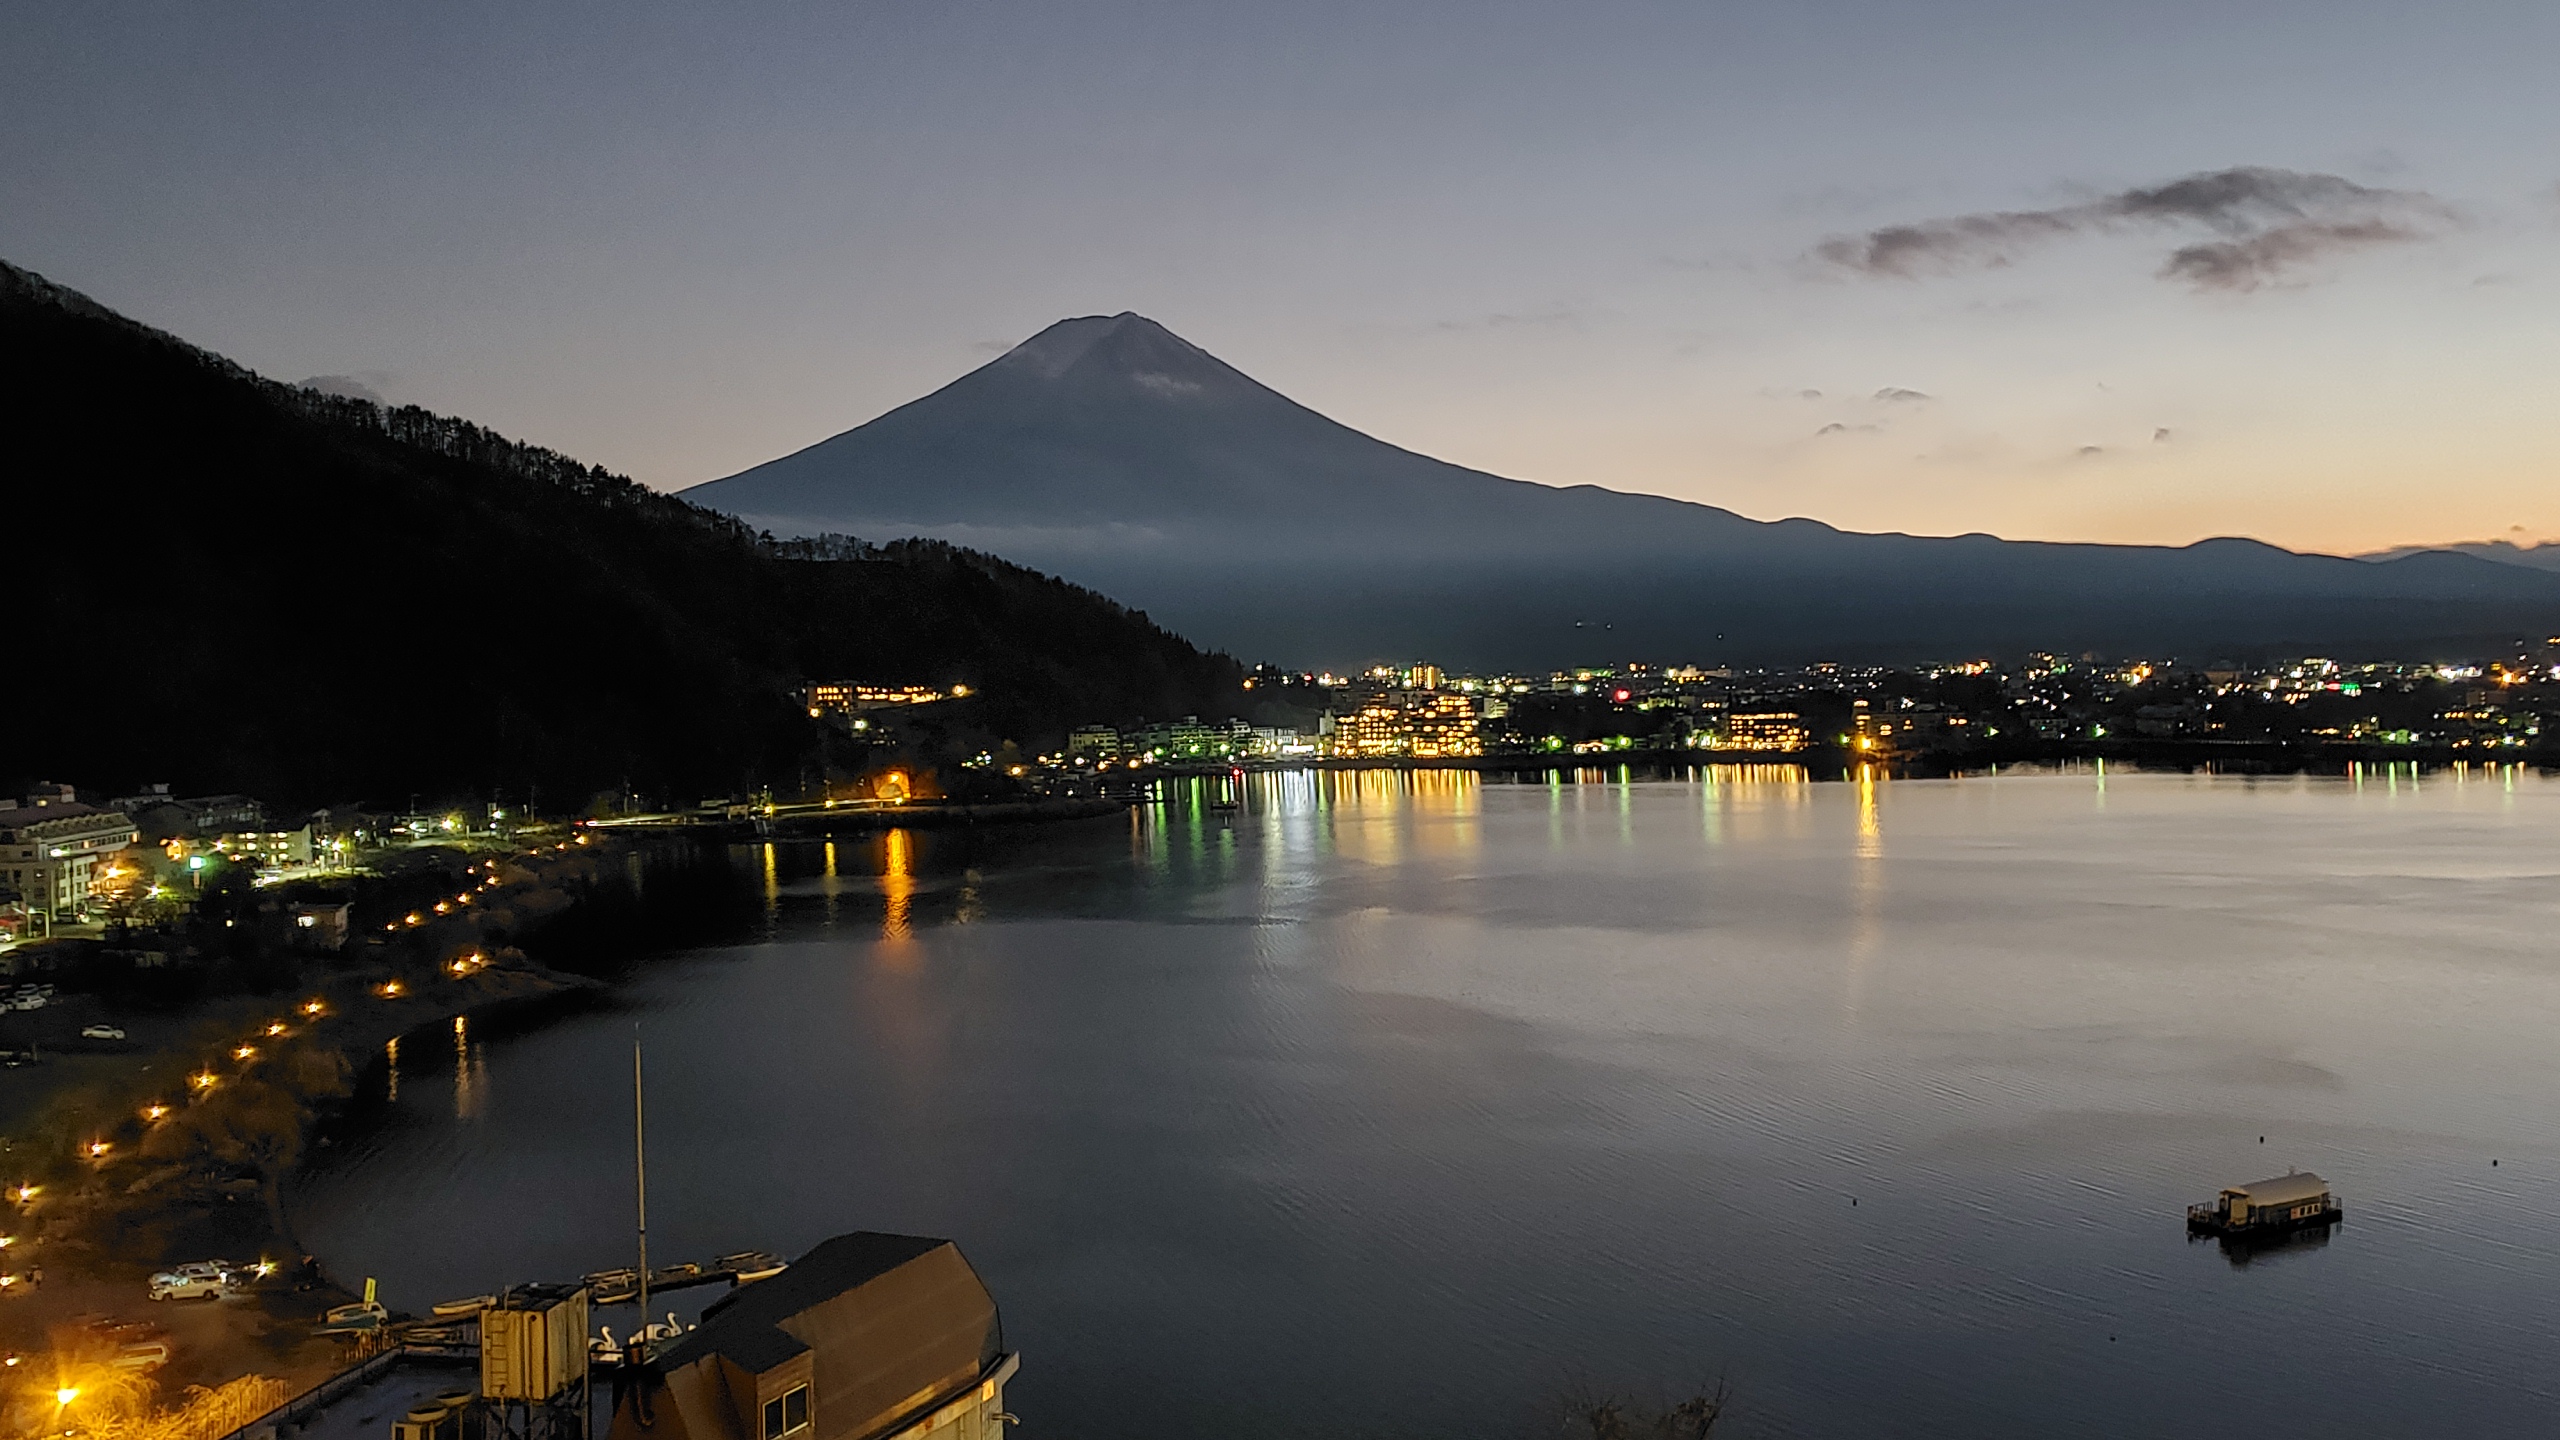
[{"xmin": 0, "ymin": 791, "xmax": 139, "ymax": 935}]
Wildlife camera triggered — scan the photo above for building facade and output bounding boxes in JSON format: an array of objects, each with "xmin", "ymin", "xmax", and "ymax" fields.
[
  {"xmin": 1719, "ymin": 712, "xmax": 1811, "ymax": 752},
  {"xmin": 0, "ymin": 797, "xmax": 138, "ymax": 932},
  {"xmin": 1329, "ymin": 690, "xmax": 1482, "ymax": 759}
]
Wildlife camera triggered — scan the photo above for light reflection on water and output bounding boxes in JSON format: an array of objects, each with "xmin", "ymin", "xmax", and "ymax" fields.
[{"xmin": 299, "ymin": 766, "xmax": 2560, "ymax": 1439}]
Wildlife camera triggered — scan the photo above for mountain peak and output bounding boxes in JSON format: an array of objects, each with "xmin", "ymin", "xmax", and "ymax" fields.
[{"xmin": 992, "ymin": 311, "xmax": 1232, "ymax": 394}]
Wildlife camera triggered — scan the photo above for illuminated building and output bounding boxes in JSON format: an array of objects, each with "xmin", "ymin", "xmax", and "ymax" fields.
[
  {"xmin": 1329, "ymin": 691, "xmax": 1481, "ymax": 759},
  {"xmin": 0, "ymin": 788, "xmax": 138, "ymax": 935},
  {"xmin": 804, "ymin": 683, "xmax": 964, "ymax": 717},
  {"xmin": 1719, "ymin": 712, "xmax": 1809, "ymax": 753},
  {"xmin": 1851, "ymin": 699, "xmax": 1969, "ymax": 754},
  {"xmin": 1129, "ymin": 717, "xmax": 1250, "ymax": 762},
  {"xmin": 1066, "ymin": 726, "xmax": 1122, "ymax": 761},
  {"xmin": 215, "ymin": 825, "xmax": 314, "ymax": 869}
]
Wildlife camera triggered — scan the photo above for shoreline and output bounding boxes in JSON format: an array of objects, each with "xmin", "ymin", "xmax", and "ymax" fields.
[{"xmin": 0, "ymin": 834, "xmax": 640, "ymax": 1407}]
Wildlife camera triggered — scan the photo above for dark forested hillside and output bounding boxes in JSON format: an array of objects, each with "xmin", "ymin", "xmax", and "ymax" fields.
[{"xmin": 0, "ymin": 261, "xmax": 1244, "ymax": 809}]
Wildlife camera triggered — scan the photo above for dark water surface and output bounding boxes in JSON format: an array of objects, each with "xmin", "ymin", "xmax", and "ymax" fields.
[{"xmin": 294, "ymin": 766, "xmax": 2560, "ymax": 1438}]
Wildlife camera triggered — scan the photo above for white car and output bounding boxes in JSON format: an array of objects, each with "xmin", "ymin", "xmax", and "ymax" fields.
[
  {"xmin": 80, "ymin": 1025, "xmax": 125, "ymax": 1041},
  {"xmin": 149, "ymin": 1262, "xmax": 232, "ymax": 1302}
]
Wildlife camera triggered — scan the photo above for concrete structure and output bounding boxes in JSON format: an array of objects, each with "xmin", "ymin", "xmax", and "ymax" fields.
[
  {"xmin": 0, "ymin": 797, "xmax": 137, "ymax": 932},
  {"xmin": 611, "ymin": 1232, "xmax": 1015, "ymax": 1440}
]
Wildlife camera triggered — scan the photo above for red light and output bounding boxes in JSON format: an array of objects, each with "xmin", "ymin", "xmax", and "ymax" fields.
[{"xmin": 1612, "ymin": 689, "xmax": 1631, "ymax": 703}]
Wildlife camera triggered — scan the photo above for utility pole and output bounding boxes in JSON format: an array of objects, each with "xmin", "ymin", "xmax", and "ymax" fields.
[{"xmin": 633, "ymin": 1029, "xmax": 650, "ymax": 1364}]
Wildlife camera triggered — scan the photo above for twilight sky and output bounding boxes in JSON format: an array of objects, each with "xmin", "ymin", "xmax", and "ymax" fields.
[{"xmin": 6, "ymin": 1, "xmax": 2556, "ymax": 555}]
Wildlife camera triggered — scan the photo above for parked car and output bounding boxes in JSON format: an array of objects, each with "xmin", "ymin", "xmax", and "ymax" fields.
[
  {"xmin": 110, "ymin": 1341, "xmax": 170, "ymax": 1371},
  {"xmin": 79, "ymin": 1025, "xmax": 126, "ymax": 1041},
  {"xmin": 148, "ymin": 1262, "xmax": 233, "ymax": 1302}
]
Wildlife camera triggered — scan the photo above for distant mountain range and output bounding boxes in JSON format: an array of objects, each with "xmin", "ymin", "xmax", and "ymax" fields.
[
  {"xmin": 687, "ymin": 313, "xmax": 2560, "ymax": 668},
  {"xmin": 0, "ymin": 264, "xmax": 1243, "ymax": 807},
  {"xmin": 2358, "ymin": 540, "xmax": 2560, "ymax": 574}
]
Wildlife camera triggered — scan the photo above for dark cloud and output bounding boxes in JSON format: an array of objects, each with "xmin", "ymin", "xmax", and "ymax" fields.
[
  {"xmin": 2160, "ymin": 218, "xmax": 2425, "ymax": 291},
  {"xmin": 1811, "ymin": 166, "xmax": 2451, "ymax": 291},
  {"xmin": 296, "ymin": 372, "xmax": 390, "ymax": 403},
  {"xmin": 1872, "ymin": 386, "xmax": 1931, "ymax": 403}
]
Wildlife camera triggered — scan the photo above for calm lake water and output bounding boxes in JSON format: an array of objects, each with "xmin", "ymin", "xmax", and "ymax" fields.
[{"xmin": 294, "ymin": 765, "xmax": 2560, "ymax": 1438}]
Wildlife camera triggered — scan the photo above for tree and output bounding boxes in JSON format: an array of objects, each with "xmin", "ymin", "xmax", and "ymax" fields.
[{"xmin": 139, "ymin": 1050, "xmax": 348, "ymax": 1249}]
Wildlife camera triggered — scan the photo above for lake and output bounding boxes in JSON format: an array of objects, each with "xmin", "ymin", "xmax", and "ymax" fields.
[{"xmin": 293, "ymin": 764, "xmax": 2560, "ymax": 1437}]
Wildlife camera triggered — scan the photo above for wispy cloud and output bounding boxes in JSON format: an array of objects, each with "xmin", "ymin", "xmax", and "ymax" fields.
[
  {"xmin": 1432, "ymin": 306, "xmax": 1586, "ymax": 333},
  {"xmin": 1811, "ymin": 167, "xmax": 2453, "ymax": 291}
]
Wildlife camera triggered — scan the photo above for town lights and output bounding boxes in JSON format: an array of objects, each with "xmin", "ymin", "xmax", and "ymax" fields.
[
  {"xmin": 266, "ymin": 1022, "xmax": 287, "ymax": 1036},
  {"xmin": 143, "ymin": 1104, "xmax": 169, "ymax": 1121},
  {"xmin": 233, "ymin": 1045, "xmax": 257, "ymax": 1061},
  {"xmin": 55, "ymin": 1387, "xmax": 77, "ymax": 1407},
  {"xmin": 190, "ymin": 1072, "xmax": 217, "ymax": 1090},
  {"xmin": 13, "ymin": 1185, "xmax": 35, "ymax": 1203},
  {"xmin": 85, "ymin": 1141, "xmax": 109, "ymax": 1159},
  {"xmin": 303, "ymin": 999, "xmax": 326, "ymax": 1016},
  {"xmin": 378, "ymin": 981, "xmax": 405, "ymax": 998}
]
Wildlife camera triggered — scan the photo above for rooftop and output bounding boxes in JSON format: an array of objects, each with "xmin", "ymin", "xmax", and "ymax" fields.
[{"xmin": 2225, "ymin": 1171, "xmax": 2330, "ymax": 1207}]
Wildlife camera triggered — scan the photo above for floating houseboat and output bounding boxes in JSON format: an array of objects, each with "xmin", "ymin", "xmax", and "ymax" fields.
[{"xmin": 2188, "ymin": 1171, "xmax": 2342, "ymax": 1235}]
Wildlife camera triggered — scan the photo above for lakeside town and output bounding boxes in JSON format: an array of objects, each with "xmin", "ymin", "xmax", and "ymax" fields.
[
  {"xmin": 14, "ymin": 643, "xmax": 2556, "ymax": 946},
  {"xmin": 996, "ymin": 646, "xmax": 2559, "ymax": 777}
]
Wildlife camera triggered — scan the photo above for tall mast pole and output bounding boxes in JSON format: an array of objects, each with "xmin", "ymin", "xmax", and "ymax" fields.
[{"xmin": 633, "ymin": 1029, "xmax": 650, "ymax": 1363}]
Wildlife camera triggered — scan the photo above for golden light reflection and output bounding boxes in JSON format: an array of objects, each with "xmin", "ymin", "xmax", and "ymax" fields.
[
  {"xmin": 880, "ymin": 828, "xmax": 916, "ymax": 947},
  {"xmin": 1856, "ymin": 763, "xmax": 1882, "ymax": 859},
  {"xmin": 453, "ymin": 1015, "xmax": 483, "ymax": 1119},
  {"xmin": 1845, "ymin": 763, "xmax": 1884, "ymax": 1022}
]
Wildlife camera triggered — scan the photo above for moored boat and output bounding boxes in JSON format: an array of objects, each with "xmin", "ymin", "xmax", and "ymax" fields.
[{"xmin": 2187, "ymin": 1170, "xmax": 2342, "ymax": 1235}]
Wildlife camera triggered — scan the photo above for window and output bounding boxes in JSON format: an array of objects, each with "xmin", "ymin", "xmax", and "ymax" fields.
[{"xmin": 762, "ymin": 1385, "xmax": 809, "ymax": 1440}]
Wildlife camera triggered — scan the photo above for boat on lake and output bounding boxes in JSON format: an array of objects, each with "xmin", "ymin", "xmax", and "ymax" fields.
[
  {"xmin": 2188, "ymin": 1171, "xmax": 2342, "ymax": 1236},
  {"xmin": 316, "ymin": 1299, "xmax": 389, "ymax": 1334},
  {"xmin": 716, "ymin": 1250, "xmax": 786, "ymax": 1282},
  {"xmin": 429, "ymin": 1294, "xmax": 494, "ymax": 1318}
]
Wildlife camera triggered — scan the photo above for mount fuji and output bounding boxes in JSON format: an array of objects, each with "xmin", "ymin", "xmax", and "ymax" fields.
[{"xmin": 684, "ymin": 314, "xmax": 2560, "ymax": 668}]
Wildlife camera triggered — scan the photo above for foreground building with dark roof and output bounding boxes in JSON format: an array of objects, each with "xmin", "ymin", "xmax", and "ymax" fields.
[{"xmin": 608, "ymin": 1233, "xmax": 1015, "ymax": 1440}]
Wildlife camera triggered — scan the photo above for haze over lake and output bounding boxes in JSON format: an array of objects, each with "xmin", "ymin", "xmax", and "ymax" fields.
[{"xmin": 296, "ymin": 767, "xmax": 2560, "ymax": 1438}]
